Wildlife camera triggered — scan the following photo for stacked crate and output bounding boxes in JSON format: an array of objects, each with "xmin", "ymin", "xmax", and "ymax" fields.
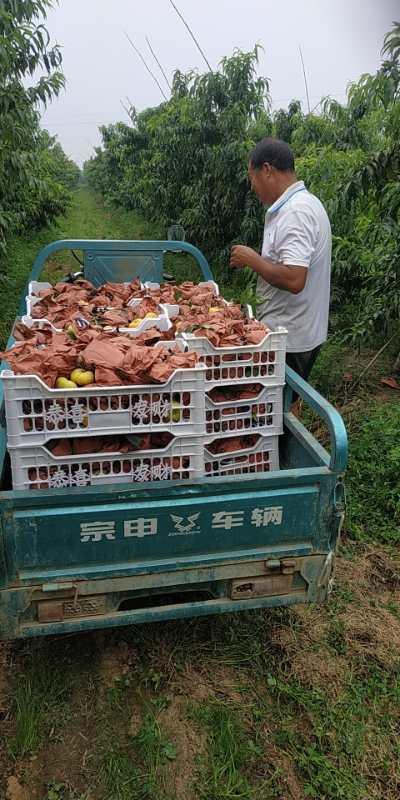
[
  {"xmin": 1, "ymin": 281, "xmax": 287, "ymax": 491},
  {"xmin": 2, "ymin": 364, "xmax": 207, "ymax": 490},
  {"xmin": 179, "ymin": 325, "xmax": 286, "ymax": 479}
]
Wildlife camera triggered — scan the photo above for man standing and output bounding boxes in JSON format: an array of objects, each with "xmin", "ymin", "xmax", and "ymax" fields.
[{"xmin": 230, "ymin": 137, "xmax": 331, "ymax": 383}]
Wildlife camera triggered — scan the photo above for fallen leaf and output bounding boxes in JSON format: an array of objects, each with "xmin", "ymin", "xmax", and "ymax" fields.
[
  {"xmin": 6, "ymin": 777, "xmax": 29, "ymax": 800},
  {"xmin": 380, "ymin": 376, "xmax": 400, "ymax": 390}
]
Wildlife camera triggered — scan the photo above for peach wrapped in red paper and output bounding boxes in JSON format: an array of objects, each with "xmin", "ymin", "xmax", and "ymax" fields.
[
  {"xmin": 28, "ymin": 277, "xmax": 228, "ymax": 331},
  {"xmin": 208, "ymin": 384, "xmax": 262, "ymax": 403},
  {"xmin": 47, "ymin": 432, "xmax": 172, "ymax": 457},
  {"xmin": 133, "ymin": 297, "xmax": 160, "ymax": 316},
  {"xmin": 207, "ymin": 434, "xmax": 259, "ymax": 454},
  {"xmin": 29, "ymin": 277, "xmax": 142, "ymax": 326},
  {"xmin": 177, "ymin": 310, "xmax": 269, "ymax": 347}
]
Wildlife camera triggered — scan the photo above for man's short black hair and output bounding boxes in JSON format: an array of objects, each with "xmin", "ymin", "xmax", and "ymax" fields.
[{"xmin": 249, "ymin": 137, "xmax": 295, "ymax": 172}]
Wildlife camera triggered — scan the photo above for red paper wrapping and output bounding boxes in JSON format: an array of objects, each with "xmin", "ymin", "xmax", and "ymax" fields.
[{"xmin": 0, "ymin": 326, "xmax": 199, "ymax": 387}]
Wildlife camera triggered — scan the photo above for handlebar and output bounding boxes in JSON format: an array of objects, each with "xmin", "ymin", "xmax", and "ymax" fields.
[{"xmin": 18, "ymin": 239, "xmax": 215, "ymax": 314}]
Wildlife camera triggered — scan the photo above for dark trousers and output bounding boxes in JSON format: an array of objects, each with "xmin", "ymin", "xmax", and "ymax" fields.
[{"xmin": 286, "ymin": 345, "xmax": 321, "ymax": 402}]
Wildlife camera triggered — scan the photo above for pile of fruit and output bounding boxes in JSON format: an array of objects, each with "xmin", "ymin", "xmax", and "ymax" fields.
[
  {"xmin": 141, "ymin": 281, "xmax": 216, "ymax": 305},
  {"xmin": 1, "ymin": 278, "xmax": 273, "ymax": 389},
  {"xmin": 28, "ymin": 278, "xmax": 164, "ymax": 329},
  {"xmin": 27, "ymin": 278, "xmax": 270, "ymax": 347},
  {"xmin": 2, "ymin": 276, "xmax": 282, "ymax": 491},
  {"xmin": 46, "ymin": 432, "xmax": 173, "ymax": 456},
  {"xmin": 174, "ymin": 305, "xmax": 268, "ymax": 347},
  {"xmin": 0, "ymin": 325, "xmax": 198, "ymax": 388},
  {"xmin": 136, "ymin": 280, "xmax": 269, "ymax": 346}
]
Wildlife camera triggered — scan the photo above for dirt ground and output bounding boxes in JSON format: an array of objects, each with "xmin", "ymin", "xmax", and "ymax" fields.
[{"xmin": 0, "ymin": 545, "xmax": 399, "ymax": 800}]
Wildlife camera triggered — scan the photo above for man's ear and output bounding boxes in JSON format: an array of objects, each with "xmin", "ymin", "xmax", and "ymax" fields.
[{"xmin": 262, "ymin": 162, "xmax": 272, "ymax": 178}]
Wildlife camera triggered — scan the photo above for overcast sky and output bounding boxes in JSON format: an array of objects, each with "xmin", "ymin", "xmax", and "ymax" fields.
[{"xmin": 40, "ymin": 0, "xmax": 398, "ymax": 165}]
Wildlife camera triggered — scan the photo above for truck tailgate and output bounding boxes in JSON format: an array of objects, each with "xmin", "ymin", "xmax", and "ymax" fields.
[{"xmin": 2, "ymin": 473, "xmax": 327, "ymax": 585}]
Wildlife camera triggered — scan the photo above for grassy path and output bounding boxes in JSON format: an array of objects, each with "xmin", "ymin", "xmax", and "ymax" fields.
[{"xmin": 0, "ymin": 191, "xmax": 399, "ymax": 800}]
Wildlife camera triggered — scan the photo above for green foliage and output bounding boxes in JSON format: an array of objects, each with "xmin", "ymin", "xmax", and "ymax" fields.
[
  {"xmin": 43, "ymin": 783, "xmax": 90, "ymax": 800},
  {"xmin": 290, "ymin": 23, "xmax": 400, "ymax": 341},
  {"xmin": 85, "ymin": 23, "xmax": 400, "ymax": 344},
  {"xmin": 9, "ymin": 656, "xmax": 74, "ymax": 758},
  {"xmin": 303, "ymin": 338, "xmax": 348, "ymax": 399},
  {"xmin": 101, "ymin": 751, "xmax": 143, "ymax": 800},
  {"xmin": 0, "ymin": 0, "xmax": 79, "ymax": 259},
  {"xmin": 188, "ymin": 700, "xmax": 261, "ymax": 799},
  {"xmin": 346, "ymin": 401, "xmax": 400, "ymax": 544},
  {"xmin": 266, "ymin": 667, "xmax": 400, "ymax": 800},
  {"xmin": 273, "ymin": 99, "xmax": 302, "ymax": 143},
  {"xmin": 100, "ymin": 699, "xmax": 178, "ymax": 800},
  {"xmin": 84, "ymin": 46, "xmax": 269, "ymax": 282}
]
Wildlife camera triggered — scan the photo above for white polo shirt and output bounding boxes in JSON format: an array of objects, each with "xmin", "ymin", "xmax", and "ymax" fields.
[{"xmin": 257, "ymin": 180, "xmax": 331, "ymax": 353}]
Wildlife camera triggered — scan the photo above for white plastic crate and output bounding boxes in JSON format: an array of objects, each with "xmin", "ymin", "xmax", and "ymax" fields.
[
  {"xmin": 24, "ymin": 297, "xmax": 173, "ymax": 335},
  {"xmin": 9, "ymin": 437, "xmax": 204, "ymax": 490},
  {"xmin": 204, "ymin": 434, "xmax": 280, "ymax": 478},
  {"xmin": 180, "ymin": 327, "xmax": 287, "ymax": 388},
  {"xmin": 25, "ymin": 291, "xmax": 53, "ymax": 320},
  {"xmin": 1, "ymin": 367, "xmax": 206, "ymax": 446},
  {"xmin": 118, "ymin": 307, "xmax": 173, "ymax": 335},
  {"xmin": 26, "ymin": 280, "xmax": 52, "ymax": 302},
  {"xmin": 205, "ymin": 384, "xmax": 283, "ymax": 437},
  {"xmin": 26, "ymin": 291, "xmax": 56, "ymax": 319},
  {"xmin": 21, "ymin": 315, "xmax": 60, "ymax": 333}
]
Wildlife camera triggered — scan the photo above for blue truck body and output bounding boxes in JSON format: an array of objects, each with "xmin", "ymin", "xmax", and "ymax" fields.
[{"xmin": 0, "ymin": 240, "xmax": 347, "ymax": 639}]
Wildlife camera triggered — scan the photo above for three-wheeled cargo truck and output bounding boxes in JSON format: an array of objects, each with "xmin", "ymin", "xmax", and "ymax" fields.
[{"xmin": 0, "ymin": 239, "xmax": 347, "ymax": 640}]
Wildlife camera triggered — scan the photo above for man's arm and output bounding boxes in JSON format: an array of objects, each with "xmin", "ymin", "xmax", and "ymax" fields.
[{"xmin": 230, "ymin": 245, "xmax": 307, "ymax": 295}]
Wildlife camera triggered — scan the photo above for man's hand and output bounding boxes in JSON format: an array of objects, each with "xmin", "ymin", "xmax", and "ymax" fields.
[
  {"xmin": 230, "ymin": 244, "xmax": 307, "ymax": 294},
  {"xmin": 230, "ymin": 245, "xmax": 258, "ymax": 269}
]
